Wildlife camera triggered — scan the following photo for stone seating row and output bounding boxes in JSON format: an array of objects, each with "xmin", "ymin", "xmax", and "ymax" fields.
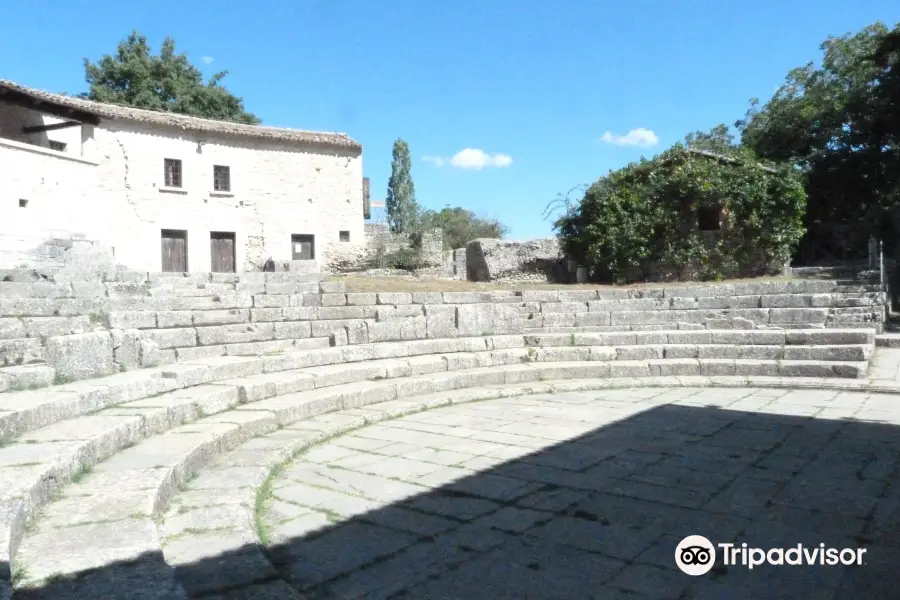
[
  {"xmin": 0, "ymin": 327, "xmax": 878, "ymax": 595},
  {"xmin": 7, "ymin": 363, "xmax": 895, "ymax": 599},
  {"xmin": 0, "ymin": 329, "xmax": 876, "ymax": 441}
]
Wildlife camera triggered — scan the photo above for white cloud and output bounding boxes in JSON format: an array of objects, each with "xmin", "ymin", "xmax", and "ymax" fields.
[
  {"xmin": 420, "ymin": 148, "xmax": 514, "ymax": 171},
  {"xmin": 450, "ymin": 148, "xmax": 513, "ymax": 169},
  {"xmin": 600, "ymin": 128, "xmax": 659, "ymax": 148},
  {"xmin": 201, "ymin": 56, "xmax": 215, "ymax": 64}
]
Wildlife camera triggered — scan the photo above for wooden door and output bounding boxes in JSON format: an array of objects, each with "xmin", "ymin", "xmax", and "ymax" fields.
[
  {"xmin": 210, "ymin": 231, "xmax": 236, "ymax": 273},
  {"xmin": 161, "ymin": 229, "xmax": 188, "ymax": 272},
  {"xmin": 291, "ymin": 234, "xmax": 315, "ymax": 260}
]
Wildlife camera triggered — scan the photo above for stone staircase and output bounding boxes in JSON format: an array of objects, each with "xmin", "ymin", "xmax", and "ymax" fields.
[
  {"xmin": 0, "ymin": 273, "xmax": 892, "ymax": 598},
  {"xmin": 0, "ymin": 326, "xmax": 883, "ymax": 598}
]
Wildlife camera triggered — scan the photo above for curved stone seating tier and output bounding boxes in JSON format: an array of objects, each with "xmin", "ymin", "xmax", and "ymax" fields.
[
  {"xmin": 7, "ymin": 372, "xmax": 899, "ymax": 598},
  {"xmin": 0, "ymin": 278, "xmax": 888, "ymax": 393},
  {"xmin": 0, "ymin": 330, "xmax": 881, "ymax": 596}
]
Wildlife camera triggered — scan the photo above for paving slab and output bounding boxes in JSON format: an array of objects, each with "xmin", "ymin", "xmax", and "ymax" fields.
[{"xmin": 241, "ymin": 387, "xmax": 900, "ymax": 599}]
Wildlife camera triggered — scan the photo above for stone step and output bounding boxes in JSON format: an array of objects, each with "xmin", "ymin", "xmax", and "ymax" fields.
[
  {"xmin": 2, "ymin": 330, "xmax": 874, "ymax": 443},
  {"xmin": 876, "ymin": 333, "xmax": 900, "ymax": 348},
  {"xmin": 0, "ymin": 365, "xmax": 54, "ymax": 393},
  {"xmin": 7, "ymin": 361, "xmax": 878, "ymax": 597}
]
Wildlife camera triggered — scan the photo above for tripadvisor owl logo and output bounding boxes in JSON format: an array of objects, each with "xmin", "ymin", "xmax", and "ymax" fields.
[{"xmin": 675, "ymin": 535, "xmax": 716, "ymax": 576}]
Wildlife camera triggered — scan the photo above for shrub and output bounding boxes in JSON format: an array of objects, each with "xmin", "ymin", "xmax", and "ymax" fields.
[
  {"xmin": 382, "ymin": 248, "xmax": 428, "ymax": 271},
  {"xmin": 554, "ymin": 144, "xmax": 807, "ymax": 283}
]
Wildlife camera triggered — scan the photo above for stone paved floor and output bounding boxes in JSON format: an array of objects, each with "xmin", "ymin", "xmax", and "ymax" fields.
[{"xmin": 261, "ymin": 386, "xmax": 900, "ymax": 599}]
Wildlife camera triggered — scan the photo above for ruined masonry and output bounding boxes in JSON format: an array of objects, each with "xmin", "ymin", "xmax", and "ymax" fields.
[{"xmin": 0, "ymin": 270, "xmax": 894, "ymax": 599}]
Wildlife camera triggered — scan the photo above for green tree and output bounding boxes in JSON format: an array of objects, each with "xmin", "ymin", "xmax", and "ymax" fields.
[
  {"xmin": 554, "ymin": 135, "xmax": 807, "ymax": 283},
  {"xmin": 385, "ymin": 139, "xmax": 419, "ymax": 233},
  {"xmin": 737, "ymin": 22, "xmax": 900, "ymax": 262},
  {"xmin": 82, "ymin": 31, "xmax": 260, "ymax": 124},
  {"xmin": 420, "ymin": 206, "xmax": 508, "ymax": 249}
]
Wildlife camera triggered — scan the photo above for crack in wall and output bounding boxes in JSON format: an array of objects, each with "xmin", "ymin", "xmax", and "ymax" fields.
[{"xmin": 114, "ymin": 133, "xmax": 146, "ymax": 224}]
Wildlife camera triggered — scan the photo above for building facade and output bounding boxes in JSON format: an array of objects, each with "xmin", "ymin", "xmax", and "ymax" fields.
[{"xmin": 0, "ymin": 80, "xmax": 365, "ymax": 273}]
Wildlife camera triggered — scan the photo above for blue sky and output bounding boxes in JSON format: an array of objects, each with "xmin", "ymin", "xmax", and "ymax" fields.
[{"xmin": 2, "ymin": 1, "xmax": 899, "ymax": 238}]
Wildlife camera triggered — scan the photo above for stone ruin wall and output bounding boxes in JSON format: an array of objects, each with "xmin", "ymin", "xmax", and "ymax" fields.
[{"xmin": 0, "ymin": 269, "xmax": 887, "ymax": 389}]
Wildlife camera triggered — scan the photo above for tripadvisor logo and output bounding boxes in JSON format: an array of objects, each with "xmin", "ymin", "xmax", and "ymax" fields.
[
  {"xmin": 675, "ymin": 535, "xmax": 716, "ymax": 576},
  {"xmin": 675, "ymin": 535, "xmax": 868, "ymax": 575}
]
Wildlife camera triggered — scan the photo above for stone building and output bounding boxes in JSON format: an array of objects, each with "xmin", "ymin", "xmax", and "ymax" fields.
[{"xmin": 0, "ymin": 79, "xmax": 365, "ymax": 273}]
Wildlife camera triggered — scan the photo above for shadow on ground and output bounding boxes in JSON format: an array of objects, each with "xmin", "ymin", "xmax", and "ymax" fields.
[{"xmin": 10, "ymin": 397, "xmax": 900, "ymax": 599}]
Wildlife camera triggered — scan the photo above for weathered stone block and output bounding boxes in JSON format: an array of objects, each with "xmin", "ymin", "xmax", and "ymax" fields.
[
  {"xmin": 377, "ymin": 292, "xmax": 412, "ymax": 305},
  {"xmin": 250, "ymin": 308, "xmax": 284, "ymax": 322},
  {"xmin": 45, "ymin": 331, "xmax": 114, "ymax": 381},
  {"xmin": 112, "ymin": 328, "xmax": 142, "ymax": 369},
  {"xmin": 300, "ymin": 293, "xmax": 322, "ymax": 307},
  {"xmin": 425, "ymin": 307, "xmax": 458, "ymax": 339},
  {"xmin": 575, "ymin": 312, "xmax": 610, "ymax": 327},
  {"xmin": 176, "ymin": 345, "xmax": 226, "ymax": 361},
  {"xmin": 669, "ymin": 297, "xmax": 699, "ymax": 310},
  {"xmin": 442, "ymin": 292, "xmax": 492, "ymax": 304},
  {"xmin": 145, "ymin": 328, "xmax": 197, "ymax": 349},
  {"xmin": 769, "ymin": 308, "xmax": 829, "ymax": 325},
  {"xmin": 108, "ymin": 311, "xmax": 156, "ymax": 329},
  {"xmin": 265, "ymin": 282, "xmax": 301, "ymax": 295},
  {"xmin": 321, "ymin": 293, "xmax": 347, "ymax": 306},
  {"xmin": 273, "ymin": 321, "xmax": 312, "ymax": 340},
  {"xmin": 0, "ymin": 318, "xmax": 26, "ymax": 340},
  {"xmin": 0, "ymin": 282, "xmax": 73, "ymax": 298},
  {"xmin": 346, "ymin": 293, "xmax": 377, "ymax": 306},
  {"xmin": 197, "ymin": 323, "xmax": 275, "ymax": 345},
  {"xmin": 254, "ymin": 295, "xmax": 291, "ymax": 308},
  {"xmin": 610, "ymin": 310, "xmax": 678, "ymax": 326},
  {"xmin": 411, "ymin": 292, "xmax": 443, "ymax": 304},
  {"xmin": 235, "ymin": 283, "xmax": 266, "ymax": 295},
  {"xmin": 376, "ymin": 305, "xmax": 424, "ymax": 321},
  {"xmin": 456, "ymin": 304, "xmax": 493, "ymax": 336},
  {"xmin": 541, "ymin": 302, "xmax": 589, "ymax": 314},
  {"xmin": 554, "ymin": 290, "xmax": 596, "ymax": 302},
  {"xmin": 106, "ymin": 282, "xmax": 148, "ymax": 297},
  {"xmin": 521, "ymin": 291, "xmax": 559, "ymax": 303},
  {"xmin": 319, "ymin": 281, "xmax": 346, "ymax": 293},
  {"xmin": 22, "ymin": 316, "xmax": 94, "ymax": 337},
  {"xmin": 193, "ymin": 309, "xmax": 250, "ymax": 326},
  {"xmin": 366, "ymin": 321, "xmax": 402, "ymax": 342},
  {"xmin": 318, "ymin": 306, "xmax": 374, "ymax": 320},
  {"xmin": 345, "ymin": 320, "xmax": 369, "ymax": 344},
  {"xmin": 541, "ymin": 313, "xmax": 577, "ymax": 327},
  {"xmin": 0, "ymin": 363, "xmax": 54, "ymax": 391},
  {"xmin": 156, "ymin": 311, "xmax": 193, "ymax": 328},
  {"xmin": 0, "ymin": 337, "xmax": 44, "ymax": 365},
  {"xmin": 71, "ymin": 281, "xmax": 107, "ymax": 298},
  {"xmin": 282, "ymin": 306, "xmax": 317, "ymax": 321}
]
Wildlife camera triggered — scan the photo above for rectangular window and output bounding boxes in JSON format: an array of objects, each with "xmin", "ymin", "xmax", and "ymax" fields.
[
  {"xmin": 339, "ymin": 230, "xmax": 350, "ymax": 242},
  {"xmin": 164, "ymin": 159, "xmax": 183, "ymax": 188},
  {"xmin": 291, "ymin": 234, "xmax": 315, "ymax": 260},
  {"xmin": 697, "ymin": 206, "xmax": 722, "ymax": 231},
  {"xmin": 49, "ymin": 141, "xmax": 66, "ymax": 152},
  {"xmin": 213, "ymin": 165, "xmax": 231, "ymax": 192}
]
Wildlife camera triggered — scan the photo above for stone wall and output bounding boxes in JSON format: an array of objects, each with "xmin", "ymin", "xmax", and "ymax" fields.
[
  {"xmin": 466, "ymin": 238, "xmax": 566, "ymax": 282},
  {"xmin": 441, "ymin": 248, "xmax": 467, "ymax": 279},
  {"xmin": 357, "ymin": 224, "xmax": 443, "ymax": 270},
  {"xmin": 0, "ymin": 104, "xmax": 364, "ymax": 272},
  {"xmin": 0, "ymin": 271, "xmax": 887, "ymax": 383}
]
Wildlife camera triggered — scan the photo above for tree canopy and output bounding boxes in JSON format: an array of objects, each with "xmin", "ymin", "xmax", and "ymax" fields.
[
  {"xmin": 737, "ymin": 21, "xmax": 900, "ymax": 261},
  {"xmin": 554, "ymin": 130, "xmax": 807, "ymax": 283},
  {"xmin": 385, "ymin": 139, "xmax": 420, "ymax": 233},
  {"xmin": 419, "ymin": 206, "xmax": 508, "ymax": 250},
  {"xmin": 82, "ymin": 31, "xmax": 260, "ymax": 124}
]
